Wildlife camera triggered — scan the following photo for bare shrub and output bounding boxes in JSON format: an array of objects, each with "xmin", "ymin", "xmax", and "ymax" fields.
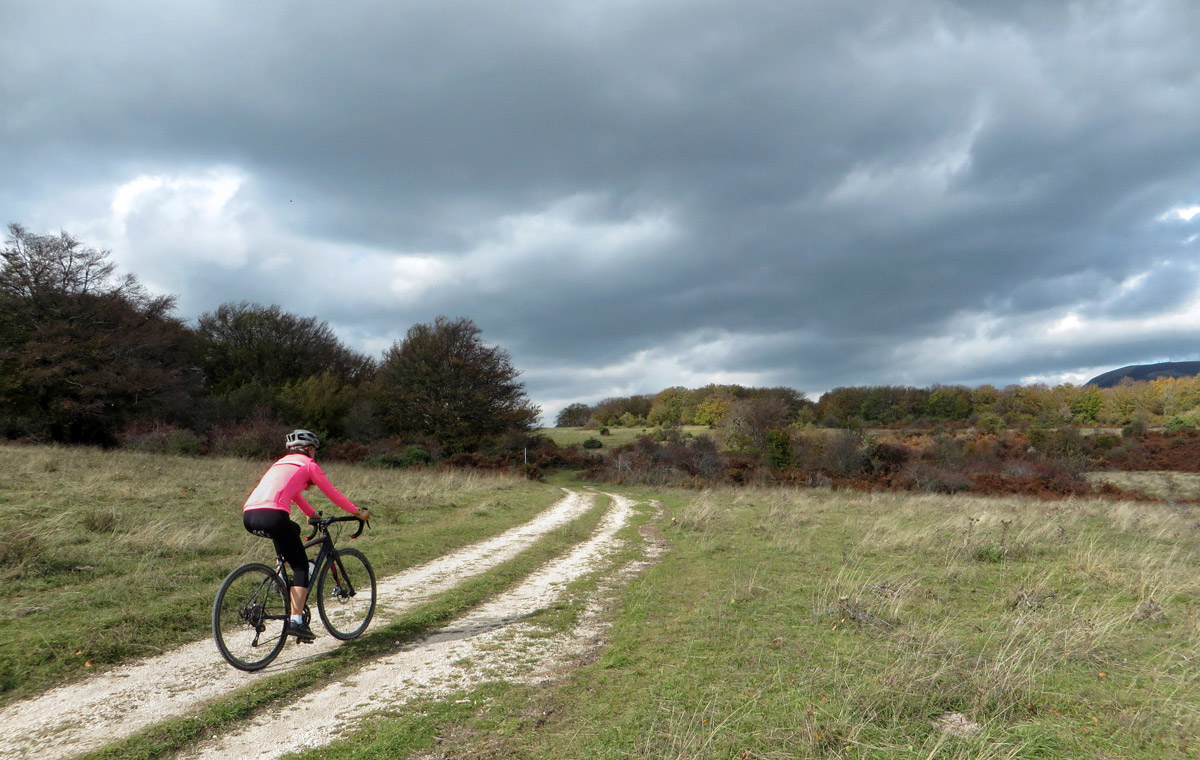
[
  {"xmin": 119, "ymin": 421, "xmax": 200, "ymax": 456},
  {"xmin": 865, "ymin": 439, "xmax": 912, "ymax": 474},
  {"xmin": 823, "ymin": 430, "xmax": 868, "ymax": 477},
  {"xmin": 207, "ymin": 414, "xmax": 287, "ymax": 459},
  {"xmin": 901, "ymin": 462, "xmax": 973, "ymax": 494}
]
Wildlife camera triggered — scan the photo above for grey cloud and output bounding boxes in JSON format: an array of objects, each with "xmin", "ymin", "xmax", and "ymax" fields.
[{"xmin": 7, "ymin": 0, "xmax": 1200, "ymax": 415}]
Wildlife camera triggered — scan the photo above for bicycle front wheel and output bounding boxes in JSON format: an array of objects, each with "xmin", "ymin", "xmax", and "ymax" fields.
[
  {"xmin": 316, "ymin": 548, "xmax": 376, "ymax": 640},
  {"xmin": 213, "ymin": 563, "xmax": 290, "ymax": 671}
]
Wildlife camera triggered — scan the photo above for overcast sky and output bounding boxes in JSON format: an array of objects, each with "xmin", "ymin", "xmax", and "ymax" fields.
[{"xmin": 5, "ymin": 0, "xmax": 1200, "ymax": 423}]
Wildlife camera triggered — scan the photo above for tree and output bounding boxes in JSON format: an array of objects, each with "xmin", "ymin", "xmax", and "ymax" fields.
[
  {"xmin": 0, "ymin": 224, "xmax": 136, "ymax": 300},
  {"xmin": 195, "ymin": 302, "xmax": 374, "ymax": 395},
  {"xmin": 693, "ymin": 393, "xmax": 732, "ymax": 427},
  {"xmin": 0, "ymin": 224, "xmax": 198, "ymax": 443},
  {"xmin": 374, "ymin": 316, "xmax": 540, "ymax": 452},
  {"xmin": 555, "ymin": 402, "xmax": 592, "ymax": 428},
  {"xmin": 719, "ymin": 396, "xmax": 792, "ymax": 452},
  {"xmin": 278, "ymin": 371, "xmax": 357, "ymax": 438},
  {"xmin": 588, "ymin": 395, "xmax": 652, "ymax": 427},
  {"xmin": 648, "ymin": 387, "xmax": 688, "ymax": 426}
]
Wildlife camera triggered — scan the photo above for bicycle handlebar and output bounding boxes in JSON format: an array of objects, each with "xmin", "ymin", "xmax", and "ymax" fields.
[{"xmin": 306, "ymin": 512, "xmax": 370, "ymax": 540}]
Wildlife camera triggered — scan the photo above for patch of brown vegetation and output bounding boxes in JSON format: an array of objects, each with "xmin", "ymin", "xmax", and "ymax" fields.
[{"xmin": 1101, "ymin": 430, "xmax": 1200, "ymax": 472}]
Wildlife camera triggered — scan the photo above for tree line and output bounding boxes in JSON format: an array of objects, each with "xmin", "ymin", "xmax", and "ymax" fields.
[
  {"xmin": 0, "ymin": 224, "xmax": 539, "ymax": 454},
  {"xmin": 559, "ymin": 375, "xmax": 1200, "ymax": 433}
]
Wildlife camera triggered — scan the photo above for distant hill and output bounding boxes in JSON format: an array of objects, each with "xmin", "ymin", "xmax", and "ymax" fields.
[{"xmin": 1086, "ymin": 361, "xmax": 1200, "ymax": 388}]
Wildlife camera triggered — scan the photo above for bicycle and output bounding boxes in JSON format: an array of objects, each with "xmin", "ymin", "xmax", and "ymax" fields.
[{"xmin": 212, "ymin": 513, "xmax": 377, "ymax": 671}]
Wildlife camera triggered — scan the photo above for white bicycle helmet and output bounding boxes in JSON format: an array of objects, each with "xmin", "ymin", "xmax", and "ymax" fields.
[{"xmin": 285, "ymin": 429, "xmax": 321, "ymax": 451}]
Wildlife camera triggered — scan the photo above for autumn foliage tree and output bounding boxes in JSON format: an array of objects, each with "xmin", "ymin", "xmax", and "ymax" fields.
[
  {"xmin": 374, "ymin": 316, "xmax": 540, "ymax": 453},
  {"xmin": 555, "ymin": 402, "xmax": 592, "ymax": 427}
]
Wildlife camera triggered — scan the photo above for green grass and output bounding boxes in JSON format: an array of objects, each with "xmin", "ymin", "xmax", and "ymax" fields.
[
  {"xmin": 0, "ymin": 444, "xmax": 561, "ymax": 704},
  {"xmin": 303, "ymin": 485, "xmax": 1200, "ymax": 759},
  {"xmin": 538, "ymin": 425, "xmax": 714, "ymax": 449}
]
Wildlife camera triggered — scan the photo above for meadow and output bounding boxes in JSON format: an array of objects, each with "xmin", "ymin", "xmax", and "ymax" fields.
[
  {"xmin": 2, "ymin": 443, "xmax": 1198, "ymax": 758},
  {"xmin": 538, "ymin": 425, "xmax": 713, "ymax": 449},
  {"xmin": 322, "ymin": 484, "xmax": 1200, "ymax": 759}
]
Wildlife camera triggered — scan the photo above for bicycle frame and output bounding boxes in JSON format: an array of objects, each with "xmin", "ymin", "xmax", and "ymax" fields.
[{"xmin": 274, "ymin": 514, "xmax": 365, "ymax": 596}]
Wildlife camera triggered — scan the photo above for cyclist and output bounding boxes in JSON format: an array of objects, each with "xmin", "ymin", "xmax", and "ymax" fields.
[{"xmin": 242, "ymin": 429, "xmax": 370, "ymax": 642}]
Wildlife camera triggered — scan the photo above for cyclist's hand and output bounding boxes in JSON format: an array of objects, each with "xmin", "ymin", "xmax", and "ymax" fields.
[
  {"xmin": 308, "ymin": 515, "xmax": 321, "ymax": 526},
  {"xmin": 355, "ymin": 507, "xmax": 371, "ymax": 522}
]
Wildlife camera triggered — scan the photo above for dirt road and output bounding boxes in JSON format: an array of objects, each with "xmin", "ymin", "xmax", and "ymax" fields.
[{"xmin": 0, "ymin": 488, "xmax": 658, "ymax": 760}]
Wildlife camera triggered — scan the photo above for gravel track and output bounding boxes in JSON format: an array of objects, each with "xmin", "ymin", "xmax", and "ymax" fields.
[{"xmin": 186, "ymin": 492, "xmax": 651, "ymax": 760}]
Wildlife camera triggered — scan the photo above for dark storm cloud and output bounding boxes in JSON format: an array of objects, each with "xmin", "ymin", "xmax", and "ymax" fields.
[{"xmin": 6, "ymin": 0, "xmax": 1200, "ymax": 417}]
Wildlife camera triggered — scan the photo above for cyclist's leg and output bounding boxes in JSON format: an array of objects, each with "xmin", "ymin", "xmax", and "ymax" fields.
[
  {"xmin": 244, "ymin": 509, "xmax": 314, "ymax": 639},
  {"xmin": 276, "ymin": 521, "xmax": 311, "ymax": 620},
  {"xmin": 244, "ymin": 508, "xmax": 310, "ymax": 594}
]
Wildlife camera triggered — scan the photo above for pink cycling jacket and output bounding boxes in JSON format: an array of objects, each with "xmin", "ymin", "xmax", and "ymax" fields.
[{"xmin": 242, "ymin": 452, "xmax": 358, "ymax": 518}]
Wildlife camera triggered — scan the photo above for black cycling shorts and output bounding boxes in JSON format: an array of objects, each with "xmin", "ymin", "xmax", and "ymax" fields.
[{"xmin": 243, "ymin": 508, "xmax": 309, "ymax": 588}]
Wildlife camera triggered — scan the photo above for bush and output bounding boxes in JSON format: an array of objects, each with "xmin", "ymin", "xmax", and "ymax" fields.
[
  {"xmin": 724, "ymin": 454, "xmax": 765, "ymax": 485},
  {"xmin": 921, "ymin": 433, "xmax": 964, "ymax": 466},
  {"xmin": 1027, "ymin": 428, "xmax": 1089, "ymax": 462},
  {"xmin": 976, "ymin": 413, "xmax": 1004, "ymax": 433},
  {"xmin": 364, "ymin": 445, "xmax": 432, "ymax": 468},
  {"xmin": 901, "ymin": 462, "xmax": 973, "ymax": 494},
  {"xmin": 119, "ymin": 421, "xmax": 200, "ymax": 456},
  {"xmin": 325, "ymin": 440, "xmax": 370, "ymax": 463},
  {"xmin": 865, "ymin": 439, "xmax": 911, "ymax": 474},
  {"xmin": 1091, "ymin": 433, "xmax": 1120, "ymax": 452},
  {"xmin": 207, "ymin": 416, "xmax": 287, "ymax": 459},
  {"xmin": 1122, "ymin": 419, "xmax": 1147, "ymax": 438},
  {"xmin": 582, "ymin": 438, "xmax": 603, "ymax": 449},
  {"xmin": 823, "ymin": 430, "xmax": 868, "ymax": 476},
  {"xmin": 1165, "ymin": 417, "xmax": 1196, "ymax": 432},
  {"xmin": 765, "ymin": 430, "xmax": 795, "ymax": 471}
]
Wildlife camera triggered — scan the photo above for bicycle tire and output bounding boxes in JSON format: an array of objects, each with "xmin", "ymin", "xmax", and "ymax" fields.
[
  {"xmin": 316, "ymin": 548, "xmax": 376, "ymax": 640},
  {"xmin": 213, "ymin": 562, "xmax": 290, "ymax": 671}
]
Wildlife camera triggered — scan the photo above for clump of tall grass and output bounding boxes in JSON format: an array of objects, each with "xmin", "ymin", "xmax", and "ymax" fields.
[
  {"xmin": 81, "ymin": 507, "xmax": 120, "ymax": 534},
  {"xmin": 674, "ymin": 490, "xmax": 724, "ymax": 534}
]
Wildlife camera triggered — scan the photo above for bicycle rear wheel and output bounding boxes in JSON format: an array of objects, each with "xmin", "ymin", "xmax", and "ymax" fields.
[
  {"xmin": 213, "ymin": 563, "xmax": 290, "ymax": 671},
  {"xmin": 316, "ymin": 548, "xmax": 376, "ymax": 640}
]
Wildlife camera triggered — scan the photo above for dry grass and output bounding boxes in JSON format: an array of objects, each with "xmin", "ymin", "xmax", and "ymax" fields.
[{"xmin": 476, "ymin": 483, "xmax": 1200, "ymax": 758}]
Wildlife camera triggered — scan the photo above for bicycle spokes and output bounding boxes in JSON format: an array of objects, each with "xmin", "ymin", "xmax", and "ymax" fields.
[
  {"xmin": 213, "ymin": 564, "xmax": 289, "ymax": 671},
  {"xmin": 316, "ymin": 548, "xmax": 376, "ymax": 640}
]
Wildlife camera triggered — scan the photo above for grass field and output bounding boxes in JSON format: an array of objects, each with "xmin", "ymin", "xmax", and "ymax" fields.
[
  {"xmin": 301, "ymin": 484, "xmax": 1200, "ymax": 758},
  {"xmin": 5, "ymin": 443, "xmax": 1200, "ymax": 758},
  {"xmin": 538, "ymin": 425, "xmax": 714, "ymax": 449}
]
